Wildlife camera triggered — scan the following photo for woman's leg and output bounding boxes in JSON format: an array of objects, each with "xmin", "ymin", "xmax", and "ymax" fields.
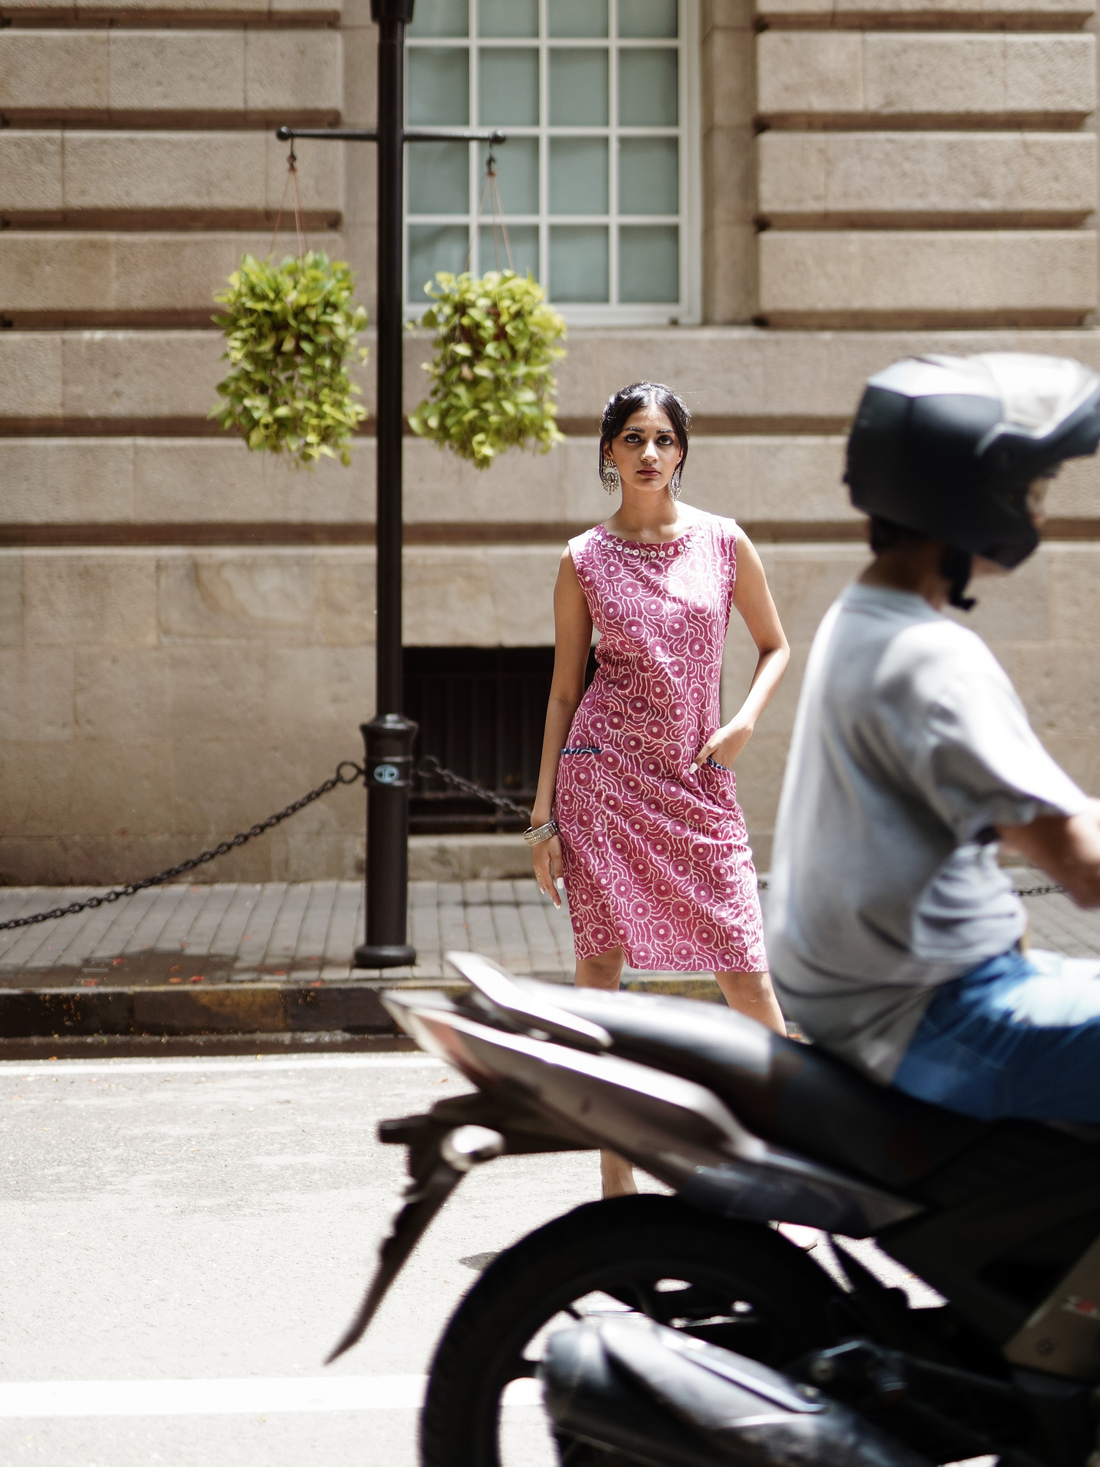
[
  {"xmin": 716, "ymin": 969, "xmax": 786, "ymax": 1035},
  {"xmin": 575, "ymin": 946, "xmax": 636, "ymax": 1197},
  {"xmin": 575, "ymin": 947, "xmax": 626, "ymax": 991}
]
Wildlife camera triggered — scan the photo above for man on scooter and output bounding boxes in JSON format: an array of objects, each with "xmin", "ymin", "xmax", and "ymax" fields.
[{"xmin": 767, "ymin": 352, "xmax": 1100, "ymax": 1121}]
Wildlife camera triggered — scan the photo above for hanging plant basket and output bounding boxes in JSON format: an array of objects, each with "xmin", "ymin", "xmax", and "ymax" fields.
[
  {"xmin": 210, "ymin": 250, "xmax": 368, "ymax": 468},
  {"xmin": 409, "ymin": 269, "xmax": 566, "ymax": 470}
]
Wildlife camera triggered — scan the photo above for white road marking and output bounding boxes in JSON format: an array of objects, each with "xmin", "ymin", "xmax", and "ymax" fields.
[
  {"xmin": 0, "ymin": 1054, "xmax": 444, "ymax": 1078},
  {"xmin": 0, "ymin": 1375, "xmax": 542, "ymax": 1418}
]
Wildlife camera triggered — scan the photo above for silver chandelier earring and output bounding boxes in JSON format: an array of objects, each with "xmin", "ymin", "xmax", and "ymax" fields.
[
  {"xmin": 669, "ymin": 464, "xmax": 683, "ymax": 499},
  {"xmin": 601, "ymin": 459, "xmax": 621, "ymax": 496}
]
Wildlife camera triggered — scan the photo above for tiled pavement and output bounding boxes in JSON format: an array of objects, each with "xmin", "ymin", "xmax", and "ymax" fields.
[
  {"xmin": 0, "ymin": 880, "xmax": 578, "ymax": 989},
  {"xmin": 1, "ymin": 870, "xmax": 1097, "ymax": 991}
]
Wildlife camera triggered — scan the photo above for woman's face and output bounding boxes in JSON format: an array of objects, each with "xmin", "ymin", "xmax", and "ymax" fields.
[{"xmin": 605, "ymin": 405, "xmax": 683, "ymax": 496}]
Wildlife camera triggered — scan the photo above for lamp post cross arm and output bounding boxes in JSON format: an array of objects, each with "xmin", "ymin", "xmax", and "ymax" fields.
[{"xmin": 275, "ymin": 127, "xmax": 507, "ymax": 146}]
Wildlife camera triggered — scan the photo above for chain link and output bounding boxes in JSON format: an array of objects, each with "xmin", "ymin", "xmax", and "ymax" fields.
[
  {"xmin": 0, "ymin": 761, "xmax": 366, "ymax": 933},
  {"xmin": 0, "ymin": 744, "xmax": 1066, "ymax": 935},
  {"xmin": 416, "ymin": 755, "xmax": 532, "ymax": 823}
]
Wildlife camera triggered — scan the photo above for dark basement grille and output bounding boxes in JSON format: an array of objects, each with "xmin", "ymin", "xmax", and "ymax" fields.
[{"xmin": 406, "ymin": 646, "xmax": 594, "ymax": 834}]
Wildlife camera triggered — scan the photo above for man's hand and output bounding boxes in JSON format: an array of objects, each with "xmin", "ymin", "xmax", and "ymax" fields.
[
  {"xmin": 694, "ymin": 719, "xmax": 753, "ymax": 771},
  {"xmin": 998, "ymin": 800, "xmax": 1100, "ymax": 908},
  {"xmin": 532, "ymin": 833, "xmax": 564, "ymax": 909}
]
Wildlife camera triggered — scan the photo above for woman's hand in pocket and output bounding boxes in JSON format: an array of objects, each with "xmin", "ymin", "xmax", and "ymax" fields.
[
  {"xmin": 694, "ymin": 719, "xmax": 753, "ymax": 771},
  {"xmin": 532, "ymin": 834, "xmax": 565, "ymax": 908}
]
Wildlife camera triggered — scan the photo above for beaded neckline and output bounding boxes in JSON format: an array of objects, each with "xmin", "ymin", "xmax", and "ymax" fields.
[{"xmin": 596, "ymin": 522, "xmax": 699, "ymax": 560}]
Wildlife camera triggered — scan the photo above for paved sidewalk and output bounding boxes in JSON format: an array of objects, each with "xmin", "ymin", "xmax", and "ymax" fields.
[
  {"xmin": 3, "ymin": 872, "xmax": 1099, "ymax": 988},
  {"xmin": 0, "ymin": 880, "xmax": 579, "ymax": 988}
]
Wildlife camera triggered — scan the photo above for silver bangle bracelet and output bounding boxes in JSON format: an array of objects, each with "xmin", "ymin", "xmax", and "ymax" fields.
[{"xmin": 524, "ymin": 819, "xmax": 559, "ymax": 847}]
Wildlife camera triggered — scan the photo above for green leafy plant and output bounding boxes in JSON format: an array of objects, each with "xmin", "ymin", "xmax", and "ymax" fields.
[
  {"xmin": 409, "ymin": 270, "xmax": 566, "ymax": 469},
  {"xmin": 210, "ymin": 251, "xmax": 368, "ymax": 468}
]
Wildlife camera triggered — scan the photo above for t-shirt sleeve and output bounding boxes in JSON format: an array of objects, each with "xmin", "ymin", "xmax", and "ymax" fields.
[{"xmin": 882, "ymin": 628, "xmax": 1089, "ymax": 843}]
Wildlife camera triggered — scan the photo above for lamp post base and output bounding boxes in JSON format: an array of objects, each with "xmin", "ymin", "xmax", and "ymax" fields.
[{"xmin": 353, "ymin": 943, "xmax": 417, "ymax": 970}]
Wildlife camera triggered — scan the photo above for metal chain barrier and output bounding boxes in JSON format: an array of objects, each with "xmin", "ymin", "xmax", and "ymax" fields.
[
  {"xmin": 416, "ymin": 755, "xmax": 532, "ymax": 823},
  {"xmin": 0, "ymin": 760, "xmax": 367, "ymax": 933},
  {"xmin": 0, "ymin": 744, "xmax": 1066, "ymax": 933}
]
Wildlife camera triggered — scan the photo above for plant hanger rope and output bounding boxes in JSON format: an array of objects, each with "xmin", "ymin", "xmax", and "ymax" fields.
[
  {"xmin": 467, "ymin": 148, "xmax": 514, "ymax": 275},
  {"xmin": 270, "ymin": 142, "xmax": 308, "ymax": 261}
]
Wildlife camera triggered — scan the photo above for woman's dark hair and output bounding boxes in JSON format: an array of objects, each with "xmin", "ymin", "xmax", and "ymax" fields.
[{"xmin": 599, "ymin": 381, "xmax": 691, "ymax": 479}]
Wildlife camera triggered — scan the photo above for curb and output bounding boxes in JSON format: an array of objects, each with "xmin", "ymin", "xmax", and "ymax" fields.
[{"xmin": 0, "ymin": 973, "xmax": 723, "ymax": 1044}]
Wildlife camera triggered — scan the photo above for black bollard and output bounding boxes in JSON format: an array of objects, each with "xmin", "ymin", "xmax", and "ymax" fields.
[{"xmin": 356, "ymin": 713, "xmax": 418, "ymax": 969}]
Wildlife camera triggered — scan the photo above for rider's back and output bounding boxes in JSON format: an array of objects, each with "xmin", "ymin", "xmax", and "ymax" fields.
[{"xmin": 765, "ymin": 579, "xmax": 1086, "ymax": 1083}]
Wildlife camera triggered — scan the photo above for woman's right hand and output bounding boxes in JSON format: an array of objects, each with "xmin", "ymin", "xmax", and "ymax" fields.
[{"xmin": 532, "ymin": 834, "xmax": 564, "ymax": 909}]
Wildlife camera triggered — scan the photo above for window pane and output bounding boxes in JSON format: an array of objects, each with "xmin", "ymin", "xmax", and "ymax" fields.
[
  {"xmin": 408, "ymin": 0, "xmax": 468, "ymax": 38},
  {"xmin": 408, "ymin": 48, "xmax": 469, "ymax": 126},
  {"xmin": 550, "ymin": 138, "xmax": 608, "ymax": 215},
  {"xmin": 619, "ymin": 224, "xmax": 679, "ymax": 301},
  {"xmin": 619, "ymin": 0, "xmax": 678, "ymax": 37},
  {"xmin": 480, "ymin": 0, "xmax": 537, "ymax": 36},
  {"xmin": 550, "ymin": 225, "xmax": 609, "ymax": 301},
  {"xmin": 408, "ymin": 224, "xmax": 469, "ymax": 301},
  {"xmin": 478, "ymin": 48, "xmax": 539, "ymax": 126},
  {"xmin": 479, "ymin": 137, "xmax": 539, "ymax": 216},
  {"xmin": 618, "ymin": 49, "xmax": 677, "ymax": 127},
  {"xmin": 618, "ymin": 136, "xmax": 678, "ymax": 215},
  {"xmin": 479, "ymin": 223, "xmax": 539, "ymax": 277},
  {"xmin": 408, "ymin": 141, "xmax": 469, "ymax": 216},
  {"xmin": 548, "ymin": 0, "xmax": 607, "ymax": 36},
  {"xmin": 549, "ymin": 50, "xmax": 608, "ymax": 126}
]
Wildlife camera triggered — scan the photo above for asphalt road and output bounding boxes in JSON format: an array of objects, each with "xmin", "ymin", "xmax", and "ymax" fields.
[
  {"xmin": 0, "ymin": 1051, "xmax": 979, "ymax": 1467},
  {"xmin": 0, "ymin": 1051, "xmax": 629, "ymax": 1467}
]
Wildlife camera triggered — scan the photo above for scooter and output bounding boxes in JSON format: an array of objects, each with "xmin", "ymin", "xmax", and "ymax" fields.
[{"xmin": 331, "ymin": 951, "xmax": 1100, "ymax": 1467}]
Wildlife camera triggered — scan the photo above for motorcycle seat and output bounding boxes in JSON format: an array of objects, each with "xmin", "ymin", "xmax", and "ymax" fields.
[{"xmin": 517, "ymin": 980, "xmax": 990, "ymax": 1193}]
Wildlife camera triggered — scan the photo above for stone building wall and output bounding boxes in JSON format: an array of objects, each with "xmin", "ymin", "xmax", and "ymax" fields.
[{"xmin": 1, "ymin": 0, "xmax": 1098, "ymax": 884}]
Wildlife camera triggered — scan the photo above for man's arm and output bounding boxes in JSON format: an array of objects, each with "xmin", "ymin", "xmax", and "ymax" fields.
[{"xmin": 997, "ymin": 800, "xmax": 1100, "ymax": 907}]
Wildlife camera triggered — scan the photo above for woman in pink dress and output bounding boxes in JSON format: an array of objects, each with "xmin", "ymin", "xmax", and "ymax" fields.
[{"xmin": 527, "ymin": 382, "xmax": 791, "ymax": 1196}]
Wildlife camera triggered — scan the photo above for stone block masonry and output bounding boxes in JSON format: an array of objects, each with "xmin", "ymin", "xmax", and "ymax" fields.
[{"xmin": 1, "ymin": 0, "xmax": 1099, "ymax": 888}]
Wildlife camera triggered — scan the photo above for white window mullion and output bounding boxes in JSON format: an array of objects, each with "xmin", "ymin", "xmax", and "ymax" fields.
[
  {"xmin": 468, "ymin": 29, "xmax": 479, "ymax": 274},
  {"xmin": 539, "ymin": 0, "xmax": 549, "ymax": 295},
  {"xmin": 608, "ymin": 0, "xmax": 619, "ymax": 306}
]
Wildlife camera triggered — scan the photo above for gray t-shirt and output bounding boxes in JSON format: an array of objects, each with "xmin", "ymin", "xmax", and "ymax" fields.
[{"xmin": 767, "ymin": 582, "xmax": 1089, "ymax": 1082}]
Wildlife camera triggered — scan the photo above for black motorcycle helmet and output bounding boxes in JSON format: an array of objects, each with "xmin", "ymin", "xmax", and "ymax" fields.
[{"xmin": 846, "ymin": 353, "xmax": 1100, "ymax": 605}]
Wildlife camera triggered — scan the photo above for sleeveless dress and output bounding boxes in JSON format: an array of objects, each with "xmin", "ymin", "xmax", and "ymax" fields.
[{"xmin": 554, "ymin": 513, "xmax": 767, "ymax": 973}]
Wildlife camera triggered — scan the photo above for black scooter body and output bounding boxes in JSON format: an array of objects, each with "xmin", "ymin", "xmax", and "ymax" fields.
[{"xmin": 331, "ymin": 956, "xmax": 1100, "ymax": 1465}]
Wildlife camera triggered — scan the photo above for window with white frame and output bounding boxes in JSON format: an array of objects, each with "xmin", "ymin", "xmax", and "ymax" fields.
[{"xmin": 405, "ymin": 0, "xmax": 698, "ymax": 324}]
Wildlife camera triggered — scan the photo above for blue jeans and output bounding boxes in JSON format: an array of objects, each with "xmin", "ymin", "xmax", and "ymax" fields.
[{"xmin": 892, "ymin": 948, "xmax": 1100, "ymax": 1122}]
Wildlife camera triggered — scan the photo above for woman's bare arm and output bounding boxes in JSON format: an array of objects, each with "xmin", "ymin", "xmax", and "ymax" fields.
[
  {"xmin": 694, "ymin": 530, "xmax": 790, "ymax": 769},
  {"xmin": 531, "ymin": 549, "xmax": 593, "ymax": 905}
]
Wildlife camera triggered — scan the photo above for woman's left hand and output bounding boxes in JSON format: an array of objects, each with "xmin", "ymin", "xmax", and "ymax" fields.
[{"xmin": 694, "ymin": 719, "xmax": 753, "ymax": 771}]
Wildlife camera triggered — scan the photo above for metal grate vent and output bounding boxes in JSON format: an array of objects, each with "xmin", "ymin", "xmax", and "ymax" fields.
[{"xmin": 406, "ymin": 646, "xmax": 554, "ymax": 833}]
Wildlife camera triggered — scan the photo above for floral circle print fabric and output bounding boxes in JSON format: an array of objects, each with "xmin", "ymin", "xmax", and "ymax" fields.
[{"xmin": 555, "ymin": 514, "xmax": 767, "ymax": 973}]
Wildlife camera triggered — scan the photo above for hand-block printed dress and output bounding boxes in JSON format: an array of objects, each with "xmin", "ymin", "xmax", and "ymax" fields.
[{"xmin": 555, "ymin": 514, "xmax": 767, "ymax": 973}]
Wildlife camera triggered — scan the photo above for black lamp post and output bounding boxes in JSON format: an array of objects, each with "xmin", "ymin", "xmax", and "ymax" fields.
[{"xmin": 278, "ymin": 1, "xmax": 504, "ymax": 969}]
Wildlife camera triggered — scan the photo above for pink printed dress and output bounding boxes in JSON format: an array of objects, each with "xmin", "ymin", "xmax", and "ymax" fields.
[{"xmin": 555, "ymin": 513, "xmax": 767, "ymax": 973}]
